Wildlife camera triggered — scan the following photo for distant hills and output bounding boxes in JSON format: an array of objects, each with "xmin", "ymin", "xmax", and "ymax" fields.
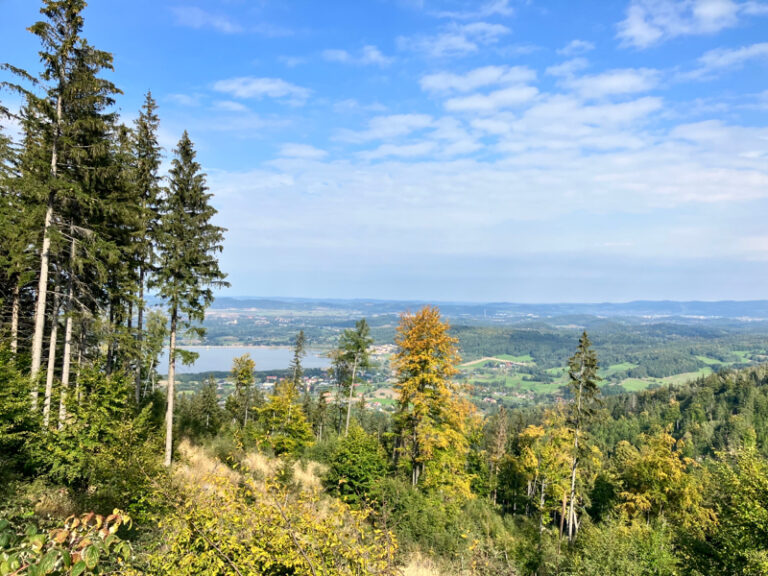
[{"xmin": 205, "ymin": 297, "xmax": 768, "ymax": 320}]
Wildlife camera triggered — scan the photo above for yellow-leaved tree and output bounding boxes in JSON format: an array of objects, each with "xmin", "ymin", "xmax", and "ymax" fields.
[{"xmin": 392, "ymin": 306, "xmax": 475, "ymax": 499}]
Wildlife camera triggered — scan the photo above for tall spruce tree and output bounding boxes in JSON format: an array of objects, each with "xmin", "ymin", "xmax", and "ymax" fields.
[
  {"xmin": 334, "ymin": 318, "xmax": 373, "ymax": 436},
  {"xmin": 133, "ymin": 91, "xmax": 162, "ymax": 401},
  {"xmin": 290, "ymin": 329, "xmax": 306, "ymax": 388},
  {"xmin": 566, "ymin": 330, "xmax": 601, "ymax": 541},
  {"xmin": 153, "ymin": 131, "xmax": 227, "ymax": 467},
  {"xmin": 26, "ymin": 0, "xmax": 119, "ymax": 409}
]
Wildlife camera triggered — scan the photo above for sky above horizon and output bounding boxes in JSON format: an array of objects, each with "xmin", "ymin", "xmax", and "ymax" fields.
[{"xmin": 2, "ymin": 0, "xmax": 768, "ymax": 303}]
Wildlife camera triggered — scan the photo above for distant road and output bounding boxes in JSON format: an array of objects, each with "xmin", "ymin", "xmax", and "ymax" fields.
[{"xmin": 461, "ymin": 356, "xmax": 530, "ymax": 368}]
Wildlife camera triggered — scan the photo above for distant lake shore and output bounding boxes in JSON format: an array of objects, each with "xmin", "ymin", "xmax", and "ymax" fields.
[{"xmin": 159, "ymin": 345, "xmax": 331, "ymax": 374}]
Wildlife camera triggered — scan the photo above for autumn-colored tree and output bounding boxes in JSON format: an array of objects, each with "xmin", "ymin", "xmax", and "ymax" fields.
[
  {"xmin": 615, "ymin": 431, "xmax": 712, "ymax": 530},
  {"xmin": 518, "ymin": 409, "xmax": 574, "ymax": 536},
  {"xmin": 392, "ymin": 306, "xmax": 474, "ymax": 499}
]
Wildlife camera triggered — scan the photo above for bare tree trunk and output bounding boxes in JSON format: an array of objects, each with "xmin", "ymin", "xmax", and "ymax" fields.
[
  {"xmin": 568, "ymin": 380, "xmax": 584, "ymax": 542},
  {"xmin": 10, "ymin": 282, "xmax": 20, "ymax": 356},
  {"xmin": 43, "ymin": 292, "xmax": 61, "ymax": 428},
  {"xmin": 57, "ymin": 237, "xmax": 76, "ymax": 429},
  {"xmin": 31, "ymin": 92, "xmax": 62, "ymax": 402},
  {"xmin": 344, "ymin": 355, "xmax": 358, "ymax": 436},
  {"xmin": 135, "ymin": 267, "xmax": 145, "ymax": 403},
  {"xmin": 164, "ymin": 308, "xmax": 178, "ymax": 467}
]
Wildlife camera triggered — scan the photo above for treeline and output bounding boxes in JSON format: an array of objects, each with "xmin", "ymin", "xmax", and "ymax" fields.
[{"xmin": 1, "ymin": 0, "xmax": 225, "ymax": 467}]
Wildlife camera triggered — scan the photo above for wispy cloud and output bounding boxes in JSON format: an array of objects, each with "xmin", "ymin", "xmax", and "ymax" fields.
[
  {"xmin": 558, "ymin": 39, "xmax": 596, "ymax": 56},
  {"xmin": 398, "ymin": 22, "xmax": 510, "ymax": 58},
  {"xmin": 171, "ymin": 6, "xmax": 243, "ymax": 34},
  {"xmin": 322, "ymin": 45, "xmax": 393, "ymax": 66},
  {"xmin": 432, "ymin": 0, "xmax": 515, "ymax": 19},
  {"xmin": 445, "ymin": 85, "xmax": 539, "ymax": 112},
  {"xmin": 688, "ymin": 42, "xmax": 768, "ymax": 78},
  {"xmin": 421, "ymin": 65, "xmax": 536, "ymax": 93},
  {"xmin": 564, "ymin": 68, "xmax": 661, "ymax": 99},
  {"xmin": 545, "ymin": 58, "xmax": 590, "ymax": 78},
  {"xmin": 171, "ymin": 6, "xmax": 292, "ymax": 36},
  {"xmin": 617, "ymin": 0, "xmax": 767, "ymax": 49},
  {"xmin": 279, "ymin": 143, "xmax": 328, "ymax": 159},
  {"xmin": 212, "ymin": 77, "xmax": 311, "ymax": 105},
  {"xmin": 338, "ymin": 114, "xmax": 434, "ymax": 142}
]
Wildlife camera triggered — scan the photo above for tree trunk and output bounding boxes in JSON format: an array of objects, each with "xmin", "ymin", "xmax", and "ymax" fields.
[
  {"xmin": 344, "ymin": 355, "xmax": 358, "ymax": 436},
  {"xmin": 31, "ymin": 92, "xmax": 62, "ymax": 402},
  {"xmin": 10, "ymin": 281, "xmax": 20, "ymax": 356},
  {"xmin": 164, "ymin": 308, "xmax": 178, "ymax": 467},
  {"xmin": 539, "ymin": 478, "xmax": 547, "ymax": 534},
  {"xmin": 43, "ymin": 291, "xmax": 61, "ymax": 428},
  {"xmin": 30, "ymin": 195, "xmax": 54, "ymax": 407},
  {"xmin": 135, "ymin": 267, "xmax": 144, "ymax": 403},
  {"xmin": 567, "ymin": 380, "xmax": 584, "ymax": 542},
  {"xmin": 58, "ymin": 237, "xmax": 76, "ymax": 429},
  {"xmin": 74, "ymin": 341, "xmax": 83, "ymax": 405}
]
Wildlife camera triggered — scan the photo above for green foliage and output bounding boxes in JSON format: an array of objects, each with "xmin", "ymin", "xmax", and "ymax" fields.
[
  {"xmin": 561, "ymin": 517, "xmax": 679, "ymax": 576},
  {"xmin": 30, "ymin": 368, "xmax": 161, "ymax": 512},
  {"xmin": 324, "ymin": 423, "xmax": 388, "ymax": 505},
  {"xmin": 251, "ymin": 380, "xmax": 314, "ymax": 456},
  {"xmin": 685, "ymin": 444, "xmax": 768, "ymax": 575},
  {"xmin": 0, "ymin": 510, "xmax": 133, "ymax": 576},
  {"xmin": 0, "ymin": 350, "xmax": 34, "ymax": 473}
]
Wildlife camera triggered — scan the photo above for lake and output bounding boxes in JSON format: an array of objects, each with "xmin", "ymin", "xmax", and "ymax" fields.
[{"xmin": 158, "ymin": 346, "xmax": 331, "ymax": 375}]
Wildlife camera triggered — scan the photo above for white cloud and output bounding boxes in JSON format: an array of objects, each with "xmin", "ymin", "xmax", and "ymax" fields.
[
  {"xmin": 171, "ymin": 6, "xmax": 243, "ymax": 34},
  {"xmin": 689, "ymin": 42, "xmax": 768, "ymax": 77},
  {"xmin": 564, "ymin": 68, "xmax": 660, "ymax": 99},
  {"xmin": 212, "ymin": 77, "xmax": 311, "ymax": 104},
  {"xmin": 167, "ymin": 93, "xmax": 203, "ymax": 107},
  {"xmin": 558, "ymin": 39, "xmax": 596, "ymax": 56},
  {"xmin": 279, "ymin": 143, "xmax": 328, "ymax": 159},
  {"xmin": 421, "ymin": 65, "xmax": 536, "ymax": 93},
  {"xmin": 433, "ymin": 0, "xmax": 515, "ymax": 19},
  {"xmin": 398, "ymin": 22, "xmax": 510, "ymax": 58},
  {"xmin": 546, "ymin": 58, "xmax": 590, "ymax": 78},
  {"xmin": 618, "ymin": 0, "xmax": 767, "ymax": 48},
  {"xmin": 338, "ymin": 114, "xmax": 434, "ymax": 142},
  {"xmin": 361, "ymin": 141, "xmax": 437, "ymax": 160},
  {"xmin": 322, "ymin": 45, "xmax": 393, "ymax": 66},
  {"xmin": 445, "ymin": 85, "xmax": 539, "ymax": 112},
  {"xmin": 214, "ymin": 100, "xmax": 250, "ymax": 112},
  {"xmin": 279, "ymin": 56, "xmax": 307, "ymax": 68}
]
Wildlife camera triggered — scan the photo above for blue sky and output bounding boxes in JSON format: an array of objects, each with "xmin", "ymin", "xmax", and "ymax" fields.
[{"xmin": 2, "ymin": 0, "xmax": 768, "ymax": 302}]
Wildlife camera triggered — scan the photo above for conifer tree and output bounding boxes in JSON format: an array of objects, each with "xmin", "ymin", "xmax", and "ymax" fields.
[
  {"xmin": 27, "ymin": 0, "xmax": 118, "ymax": 393},
  {"xmin": 229, "ymin": 353, "xmax": 255, "ymax": 426},
  {"xmin": 153, "ymin": 131, "xmax": 227, "ymax": 467},
  {"xmin": 133, "ymin": 91, "xmax": 162, "ymax": 401},
  {"xmin": 566, "ymin": 331, "xmax": 601, "ymax": 541},
  {"xmin": 290, "ymin": 329, "xmax": 306, "ymax": 388},
  {"xmin": 335, "ymin": 319, "xmax": 373, "ymax": 436}
]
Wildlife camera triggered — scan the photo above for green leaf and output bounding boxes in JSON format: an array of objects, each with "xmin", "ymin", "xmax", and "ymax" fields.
[
  {"xmin": 39, "ymin": 550, "xmax": 58, "ymax": 574},
  {"xmin": 84, "ymin": 545, "xmax": 99, "ymax": 569},
  {"xmin": 0, "ymin": 560, "xmax": 10, "ymax": 576},
  {"xmin": 70, "ymin": 560, "xmax": 87, "ymax": 576}
]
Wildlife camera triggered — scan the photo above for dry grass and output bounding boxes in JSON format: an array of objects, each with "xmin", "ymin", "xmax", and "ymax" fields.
[
  {"xmin": 402, "ymin": 553, "xmax": 444, "ymax": 576},
  {"xmin": 176, "ymin": 440, "xmax": 239, "ymax": 487},
  {"xmin": 292, "ymin": 460, "xmax": 326, "ymax": 491}
]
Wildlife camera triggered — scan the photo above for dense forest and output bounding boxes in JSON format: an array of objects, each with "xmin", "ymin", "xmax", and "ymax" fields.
[{"xmin": 2, "ymin": 2, "xmax": 768, "ymax": 575}]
